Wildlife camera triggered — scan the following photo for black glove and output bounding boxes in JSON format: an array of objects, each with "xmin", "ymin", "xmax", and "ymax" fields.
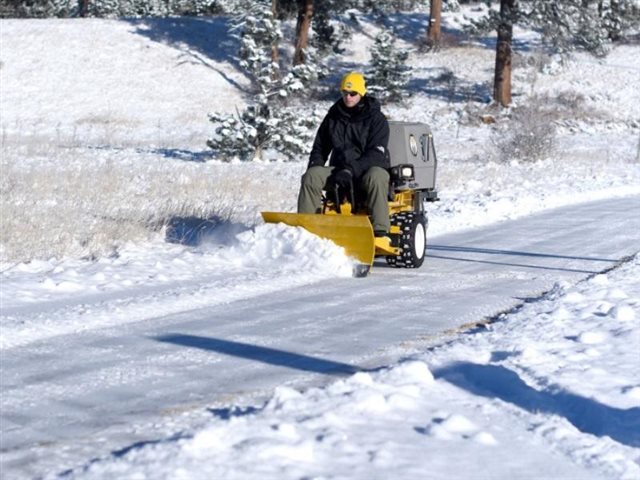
[{"xmin": 333, "ymin": 169, "xmax": 353, "ymax": 187}]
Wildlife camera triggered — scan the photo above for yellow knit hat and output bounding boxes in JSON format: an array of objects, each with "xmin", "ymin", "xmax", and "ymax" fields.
[{"xmin": 340, "ymin": 72, "xmax": 366, "ymax": 96}]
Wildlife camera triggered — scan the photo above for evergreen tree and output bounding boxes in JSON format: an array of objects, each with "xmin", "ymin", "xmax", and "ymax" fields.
[
  {"xmin": 597, "ymin": 0, "xmax": 640, "ymax": 42},
  {"xmin": 467, "ymin": 0, "xmax": 640, "ymax": 56},
  {"xmin": 465, "ymin": 0, "xmax": 639, "ymax": 106},
  {"xmin": 311, "ymin": 0, "xmax": 351, "ymax": 54},
  {"xmin": 366, "ymin": 28, "xmax": 412, "ymax": 103},
  {"xmin": 208, "ymin": 0, "xmax": 321, "ymax": 161},
  {"xmin": 524, "ymin": 0, "xmax": 607, "ymax": 55},
  {"xmin": 1, "ymin": 0, "xmax": 225, "ymax": 18}
]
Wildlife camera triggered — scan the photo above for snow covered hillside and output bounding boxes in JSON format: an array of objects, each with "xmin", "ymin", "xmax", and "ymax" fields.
[{"xmin": 1, "ymin": 7, "xmax": 639, "ymax": 480}]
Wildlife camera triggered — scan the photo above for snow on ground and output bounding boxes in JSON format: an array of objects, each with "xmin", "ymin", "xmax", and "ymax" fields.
[
  {"xmin": 1, "ymin": 13, "xmax": 639, "ymax": 264},
  {"xmin": 62, "ymin": 255, "xmax": 640, "ymax": 480},
  {"xmin": 1, "ymin": 6, "xmax": 640, "ymax": 480},
  {"xmin": 0, "ymin": 17, "xmax": 249, "ymax": 149},
  {"xmin": 0, "ymin": 224, "xmax": 353, "ymax": 350}
]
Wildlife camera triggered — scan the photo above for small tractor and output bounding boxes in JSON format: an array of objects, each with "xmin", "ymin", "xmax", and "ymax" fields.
[{"xmin": 262, "ymin": 121, "xmax": 439, "ymax": 277}]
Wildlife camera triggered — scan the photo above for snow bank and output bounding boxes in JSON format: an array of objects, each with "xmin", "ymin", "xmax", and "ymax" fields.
[
  {"xmin": 0, "ymin": 224, "xmax": 352, "ymax": 350},
  {"xmin": 68, "ymin": 258, "xmax": 640, "ymax": 480}
]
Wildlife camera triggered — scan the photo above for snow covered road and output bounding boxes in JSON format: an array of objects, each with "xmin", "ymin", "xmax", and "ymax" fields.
[{"xmin": 1, "ymin": 196, "xmax": 639, "ymax": 479}]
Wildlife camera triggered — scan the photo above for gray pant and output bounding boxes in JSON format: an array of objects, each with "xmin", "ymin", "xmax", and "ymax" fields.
[{"xmin": 297, "ymin": 166, "xmax": 391, "ymax": 233}]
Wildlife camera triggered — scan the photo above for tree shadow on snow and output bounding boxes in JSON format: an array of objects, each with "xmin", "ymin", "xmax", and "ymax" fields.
[
  {"xmin": 473, "ymin": 35, "xmax": 542, "ymax": 53},
  {"xmin": 382, "ymin": 12, "xmax": 476, "ymax": 49},
  {"xmin": 380, "ymin": 11, "xmax": 539, "ymax": 52},
  {"xmin": 427, "ymin": 244, "xmax": 619, "ymax": 275},
  {"xmin": 207, "ymin": 405, "xmax": 261, "ymax": 420},
  {"xmin": 434, "ymin": 362, "xmax": 640, "ymax": 448},
  {"xmin": 88, "ymin": 145, "xmax": 214, "ymax": 161},
  {"xmin": 155, "ymin": 333, "xmax": 363, "ymax": 376},
  {"xmin": 140, "ymin": 147, "xmax": 215, "ymax": 162},
  {"xmin": 430, "ymin": 245, "xmax": 619, "ymax": 263},
  {"xmin": 165, "ymin": 216, "xmax": 249, "ymax": 247},
  {"xmin": 122, "ymin": 16, "xmax": 248, "ymax": 91},
  {"xmin": 407, "ymin": 75, "xmax": 492, "ymax": 104},
  {"xmin": 58, "ymin": 433, "xmax": 190, "ymax": 478}
]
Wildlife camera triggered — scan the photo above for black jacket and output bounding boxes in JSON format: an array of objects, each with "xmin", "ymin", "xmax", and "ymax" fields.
[{"xmin": 307, "ymin": 96, "xmax": 390, "ymax": 178}]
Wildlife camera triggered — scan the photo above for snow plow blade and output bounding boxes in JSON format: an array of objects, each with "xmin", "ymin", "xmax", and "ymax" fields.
[{"xmin": 261, "ymin": 212, "xmax": 375, "ymax": 266}]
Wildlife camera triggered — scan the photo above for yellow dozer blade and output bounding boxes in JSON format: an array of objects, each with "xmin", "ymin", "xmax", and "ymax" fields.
[{"xmin": 261, "ymin": 212, "xmax": 375, "ymax": 266}]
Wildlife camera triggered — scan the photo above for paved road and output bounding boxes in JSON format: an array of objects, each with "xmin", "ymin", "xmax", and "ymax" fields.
[{"xmin": 2, "ymin": 196, "xmax": 639, "ymax": 478}]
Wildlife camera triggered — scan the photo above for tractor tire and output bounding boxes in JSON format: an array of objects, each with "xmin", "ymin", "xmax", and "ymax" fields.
[{"xmin": 386, "ymin": 212, "xmax": 427, "ymax": 268}]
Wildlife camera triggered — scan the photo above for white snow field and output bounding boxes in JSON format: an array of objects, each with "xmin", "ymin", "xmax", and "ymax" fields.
[{"xmin": 1, "ymin": 8, "xmax": 640, "ymax": 480}]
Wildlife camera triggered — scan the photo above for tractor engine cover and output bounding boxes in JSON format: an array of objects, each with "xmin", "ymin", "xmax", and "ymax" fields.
[{"xmin": 387, "ymin": 121, "xmax": 437, "ymax": 192}]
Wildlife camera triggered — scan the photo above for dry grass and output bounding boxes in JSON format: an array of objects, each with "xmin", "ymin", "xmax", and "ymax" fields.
[
  {"xmin": 0, "ymin": 143, "xmax": 294, "ymax": 264},
  {"xmin": 488, "ymin": 91, "xmax": 610, "ymax": 163}
]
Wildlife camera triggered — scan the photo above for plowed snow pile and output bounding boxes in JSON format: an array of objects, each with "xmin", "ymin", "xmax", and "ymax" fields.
[{"xmin": 0, "ymin": 224, "xmax": 353, "ymax": 350}]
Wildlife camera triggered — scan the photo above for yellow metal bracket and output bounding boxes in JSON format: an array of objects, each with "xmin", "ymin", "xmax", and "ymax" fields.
[{"xmin": 374, "ymin": 235, "xmax": 400, "ymax": 256}]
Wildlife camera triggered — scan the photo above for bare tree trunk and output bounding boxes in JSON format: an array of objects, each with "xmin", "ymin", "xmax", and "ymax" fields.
[
  {"xmin": 608, "ymin": 0, "xmax": 622, "ymax": 41},
  {"xmin": 79, "ymin": 0, "xmax": 89, "ymax": 17},
  {"xmin": 293, "ymin": 0, "xmax": 314, "ymax": 65},
  {"xmin": 493, "ymin": 0, "xmax": 516, "ymax": 107},
  {"xmin": 271, "ymin": 0, "xmax": 280, "ymax": 79},
  {"xmin": 427, "ymin": 0, "xmax": 442, "ymax": 48}
]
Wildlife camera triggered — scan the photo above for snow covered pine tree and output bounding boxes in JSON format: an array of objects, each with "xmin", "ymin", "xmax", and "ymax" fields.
[
  {"xmin": 366, "ymin": 28, "xmax": 412, "ymax": 103},
  {"xmin": 208, "ymin": 0, "xmax": 320, "ymax": 161}
]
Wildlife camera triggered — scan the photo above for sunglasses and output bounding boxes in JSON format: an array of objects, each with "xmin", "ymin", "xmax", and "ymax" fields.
[{"xmin": 342, "ymin": 91, "xmax": 359, "ymax": 97}]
